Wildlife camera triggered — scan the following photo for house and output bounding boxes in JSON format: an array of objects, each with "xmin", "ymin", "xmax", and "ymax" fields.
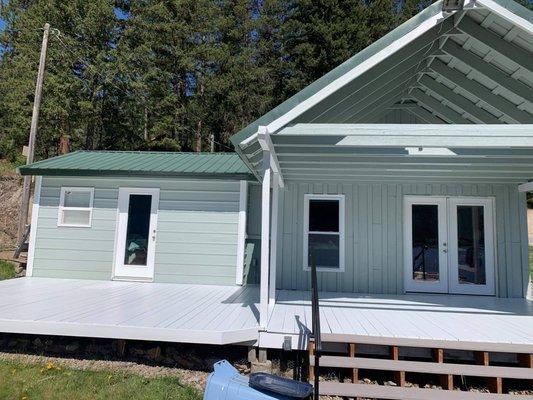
[{"xmin": 2, "ymin": 0, "xmax": 533, "ymax": 396}]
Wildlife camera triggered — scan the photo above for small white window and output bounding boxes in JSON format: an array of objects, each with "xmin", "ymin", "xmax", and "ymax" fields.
[
  {"xmin": 303, "ymin": 194, "xmax": 345, "ymax": 272},
  {"xmin": 58, "ymin": 187, "xmax": 94, "ymax": 227}
]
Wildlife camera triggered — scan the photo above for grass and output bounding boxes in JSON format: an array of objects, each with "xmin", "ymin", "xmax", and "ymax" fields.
[
  {"xmin": 0, "ymin": 360, "xmax": 201, "ymax": 400},
  {"xmin": 0, "ymin": 260, "xmax": 17, "ymax": 280}
]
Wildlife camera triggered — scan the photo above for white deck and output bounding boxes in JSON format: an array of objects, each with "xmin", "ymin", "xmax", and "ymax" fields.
[
  {"xmin": 263, "ymin": 290, "xmax": 533, "ymax": 352},
  {"xmin": 1, "ymin": 278, "xmax": 532, "ymax": 352},
  {"xmin": 0, "ymin": 278, "xmax": 259, "ymax": 345}
]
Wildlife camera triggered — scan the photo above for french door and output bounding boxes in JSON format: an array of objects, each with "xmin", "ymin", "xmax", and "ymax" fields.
[
  {"xmin": 114, "ymin": 188, "xmax": 159, "ymax": 280},
  {"xmin": 404, "ymin": 196, "xmax": 495, "ymax": 295}
]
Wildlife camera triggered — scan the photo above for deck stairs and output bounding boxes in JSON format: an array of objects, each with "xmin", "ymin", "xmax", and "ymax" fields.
[{"xmin": 308, "ymin": 334, "xmax": 533, "ymax": 399}]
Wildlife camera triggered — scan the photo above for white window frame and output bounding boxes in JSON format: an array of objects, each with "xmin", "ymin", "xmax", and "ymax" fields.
[
  {"xmin": 57, "ymin": 187, "xmax": 94, "ymax": 227},
  {"xmin": 303, "ymin": 194, "xmax": 345, "ymax": 272}
]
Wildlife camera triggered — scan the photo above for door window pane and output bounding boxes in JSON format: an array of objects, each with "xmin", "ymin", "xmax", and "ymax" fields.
[
  {"xmin": 456, "ymin": 206, "xmax": 486, "ymax": 285},
  {"xmin": 308, "ymin": 234, "xmax": 339, "ymax": 269},
  {"xmin": 124, "ymin": 194, "xmax": 152, "ymax": 266},
  {"xmin": 309, "ymin": 200, "xmax": 339, "ymax": 232},
  {"xmin": 412, "ymin": 204, "xmax": 439, "ymax": 281}
]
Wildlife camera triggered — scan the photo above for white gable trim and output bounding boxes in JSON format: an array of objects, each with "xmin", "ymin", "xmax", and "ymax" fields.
[
  {"xmin": 264, "ymin": 10, "xmax": 454, "ymax": 134},
  {"xmin": 477, "ymin": 0, "xmax": 533, "ymax": 33}
]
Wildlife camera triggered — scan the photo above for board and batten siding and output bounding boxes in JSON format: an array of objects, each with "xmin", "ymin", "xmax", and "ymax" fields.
[
  {"xmin": 272, "ymin": 181, "xmax": 529, "ymax": 298},
  {"xmin": 33, "ymin": 176, "xmax": 242, "ymax": 285}
]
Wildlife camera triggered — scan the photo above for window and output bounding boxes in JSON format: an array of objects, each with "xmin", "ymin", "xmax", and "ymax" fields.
[
  {"xmin": 57, "ymin": 187, "xmax": 94, "ymax": 227},
  {"xmin": 303, "ymin": 194, "xmax": 345, "ymax": 271}
]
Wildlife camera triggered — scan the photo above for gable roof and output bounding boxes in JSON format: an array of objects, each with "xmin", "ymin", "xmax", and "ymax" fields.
[
  {"xmin": 230, "ymin": 0, "xmax": 533, "ymax": 148},
  {"xmin": 18, "ymin": 151, "xmax": 254, "ymax": 180}
]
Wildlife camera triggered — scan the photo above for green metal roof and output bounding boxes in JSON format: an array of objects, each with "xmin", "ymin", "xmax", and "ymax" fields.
[
  {"xmin": 18, "ymin": 151, "xmax": 254, "ymax": 180},
  {"xmin": 230, "ymin": 0, "xmax": 533, "ymax": 146}
]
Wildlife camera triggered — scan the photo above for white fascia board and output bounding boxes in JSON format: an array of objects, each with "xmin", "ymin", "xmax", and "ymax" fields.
[
  {"xmin": 264, "ymin": 11, "xmax": 452, "ymax": 134},
  {"xmin": 257, "ymin": 126, "xmax": 285, "ymax": 188},
  {"xmin": 26, "ymin": 176, "xmax": 42, "ymax": 277},
  {"xmin": 476, "ymin": 0, "xmax": 533, "ymax": 34},
  {"xmin": 235, "ymin": 180, "xmax": 248, "ymax": 285}
]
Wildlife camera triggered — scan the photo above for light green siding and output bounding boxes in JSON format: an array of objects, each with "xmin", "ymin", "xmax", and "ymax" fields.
[
  {"xmin": 33, "ymin": 176, "xmax": 242, "ymax": 285},
  {"xmin": 273, "ymin": 181, "xmax": 529, "ymax": 298}
]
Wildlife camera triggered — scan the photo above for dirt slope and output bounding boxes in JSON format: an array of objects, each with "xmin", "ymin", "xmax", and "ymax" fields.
[{"xmin": 0, "ymin": 162, "xmax": 22, "ymax": 251}]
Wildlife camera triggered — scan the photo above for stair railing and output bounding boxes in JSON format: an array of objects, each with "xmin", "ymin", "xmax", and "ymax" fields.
[{"xmin": 309, "ymin": 248, "xmax": 321, "ymax": 399}]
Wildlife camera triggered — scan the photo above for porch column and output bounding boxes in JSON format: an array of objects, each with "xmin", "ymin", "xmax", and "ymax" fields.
[
  {"xmin": 259, "ymin": 151, "xmax": 271, "ymax": 328},
  {"xmin": 269, "ymin": 172, "xmax": 280, "ymax": 308}
]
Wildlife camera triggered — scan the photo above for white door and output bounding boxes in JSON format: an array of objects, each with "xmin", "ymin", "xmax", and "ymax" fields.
[
  {"xmin": 114, "ymin": 188, "xmax": 159, "ymax": 280},
  {"xmin": 404, "ymin": 196, "xmax": 449, "ymax": 293},
  {"xmin": 404, "ymin": 196, "xmax": 495, "ymax": 295},
  {"xmin": 448, "ymin": 197, "xmax": 495, "ymax": 295}
]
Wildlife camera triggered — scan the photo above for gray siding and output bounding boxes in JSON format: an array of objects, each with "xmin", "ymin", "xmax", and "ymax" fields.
[
  {"xmin": 33, "ymin": 176, "xmax": 242, "ymax": 285},
  {"xmin": 272, "ymin": 181, "xmax": 529, "ymax": 298}
]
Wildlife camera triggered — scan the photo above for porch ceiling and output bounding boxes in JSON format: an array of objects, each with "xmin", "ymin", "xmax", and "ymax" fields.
[
  {"xmin": 293, "ymin": 7, "xmax": 532, "ymax": 125},
  {"xmin": 241, "ymin": 124, "xmax": 533, "ymax": 183}
]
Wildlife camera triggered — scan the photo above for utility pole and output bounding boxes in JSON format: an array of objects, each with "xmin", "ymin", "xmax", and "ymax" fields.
[
  {"xmin": 210, "ymin": 134, "xmax": 214, "ymax": 152},
  {"xmin": 16, "ymin": 23, "xmax": 50, "ymax": 248}
]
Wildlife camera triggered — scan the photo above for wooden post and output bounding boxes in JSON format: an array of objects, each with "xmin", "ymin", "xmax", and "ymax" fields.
[
  {"xmin": 268, "ymin": 172, "xmax": 279, "ymax": 307},
  {"xmin": 17, "ymin": 22, "xmax": 50, "ymax": 245},
  {"xmin": 518, "ymin": 353, "xmax": 532, "ymax": 386},
  {"xmin": 116, "ymin": 339, "xmax": 126, "ymax": 356},
  {"xmin": 474, "ymin": 351, "xmax": 502, "ymax": 394},
  {"xmin": 195, "ymin": 120, "xmax": 202, "ymax": 152},
  {"xmin": 389, "ymin": 346, "xmax": 405, "ymax": 387},
  {"xmin": 349, "ymin": 343, "xmax": 358, "ymax": 383},
  {"xmin": 259, "ymin": 152, "xmax": 271, "ymax": 328},
  {"xmin": 433, "ymin": 348, "xmax": 453, "ymax": 390},
  {"xmin": 308, "ymin": 339, "xmax": 315, "ymax": 382}
]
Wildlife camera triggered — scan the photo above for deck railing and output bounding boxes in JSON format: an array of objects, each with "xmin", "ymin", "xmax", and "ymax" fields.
[{"xmin": 309, "ymin": 249, "xmax": 321, "ymax": 399}]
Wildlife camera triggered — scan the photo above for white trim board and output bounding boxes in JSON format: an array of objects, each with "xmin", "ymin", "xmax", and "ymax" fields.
[
  {"xmin": 235, "ymin": 180, "xmax": 248, "ymax": 285},
  {"xmin": 26, "ymin": 176, "xmax": 42, "ymax": 277}
]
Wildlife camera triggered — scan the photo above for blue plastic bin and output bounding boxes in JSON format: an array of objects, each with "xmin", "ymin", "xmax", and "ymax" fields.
[{"xmin": 204, "ymin": 360, "xmax": 304, "ymax": 400}]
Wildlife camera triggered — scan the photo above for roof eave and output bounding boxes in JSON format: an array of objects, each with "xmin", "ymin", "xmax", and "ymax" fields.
[{"xmin": 18, "ymin": 168, "xmax": 256, "ymax": 181}]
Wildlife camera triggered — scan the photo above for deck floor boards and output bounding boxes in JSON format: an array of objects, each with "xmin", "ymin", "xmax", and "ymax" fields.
[
  {"xmin": 1, "ymin": 279, "xmax": 532, "ymax": 350},
  {"xmin": 0, "ymin": 278, "xmax": 260, "ymax": 345},
  {"xmin": 266, "ymin": 290, "xmax": 533, "ymax": 351}
]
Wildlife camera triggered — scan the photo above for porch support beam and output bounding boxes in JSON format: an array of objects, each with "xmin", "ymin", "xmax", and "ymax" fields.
[
  {"xmin": 518, "ymin": 182, "xmax": 533, "ymax": 192},
  {"xmin": 418, "ymin": 75, "xmax": 501, "ymax": 124},
  {"xmin": 442, "ymin": 40, "xmax": 533, "ymax": 104},
  {"xmin": 325, "ymin": 43, "xmax": 440, "ymax": 122},
  {"xmin": 406, "ymin": 107, "xmax": 447, "ymax": 124},
  {"xmin": 269, "ymin": 172, "xmax": 280, "ymax": 309},
  {"xmin": 342, "ymin": 70, "xmax": 423, "ymax": 122},
  {"xmin": 457, "ymin": 16, "xmax": 532, "ymax": 72},
  {"xmin": 410, "ymin": 88, "xmax": 473, "ymax": 124},
  {"xmin": 429, "ymin": 58, "xmax": 533, "ymax": 124},
  {"xmin": 234, "ymin": 145, "xmax": 262, "ymax": 182},
  {"xmin": 257, "ymin": 126, "xmax": 285, "ymax": 188},
  {"xmin": 259, "ymin": 151, "xmax": 271, "ymax": 328}
]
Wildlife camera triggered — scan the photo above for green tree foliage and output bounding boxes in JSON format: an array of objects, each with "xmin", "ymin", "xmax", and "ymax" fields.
[{"xmin": 0, "ymin": 0, "xmax": 440, "ymax": 160}]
